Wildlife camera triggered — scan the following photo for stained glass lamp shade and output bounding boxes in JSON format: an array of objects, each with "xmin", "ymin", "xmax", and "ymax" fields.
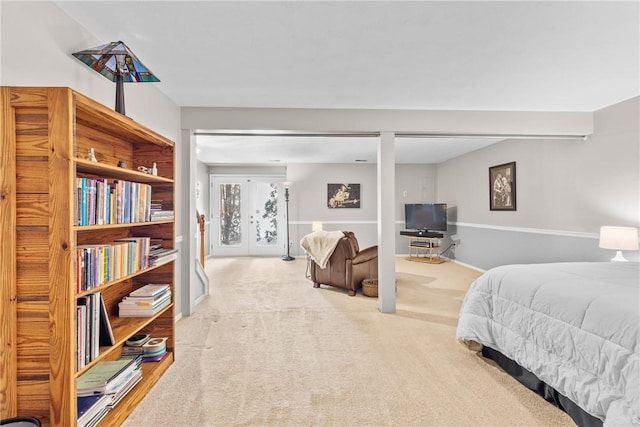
[{"xmin": 72, "ymin": 41, "xmax": 159, "ymax": 115}]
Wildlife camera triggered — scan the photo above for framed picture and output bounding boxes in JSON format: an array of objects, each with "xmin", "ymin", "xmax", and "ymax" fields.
[
  {"xmin": 327, "ymin": 183, "xmax": 361, "ymax": 208},
  {"xmin": 489, "ymin": 162, "xmax": 516, "ymax": 211}
]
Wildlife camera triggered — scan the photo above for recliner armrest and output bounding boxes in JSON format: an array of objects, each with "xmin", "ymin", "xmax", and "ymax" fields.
[{"xmin": 352, "ymin": 245, "xmax": 378, "ymax": 264}]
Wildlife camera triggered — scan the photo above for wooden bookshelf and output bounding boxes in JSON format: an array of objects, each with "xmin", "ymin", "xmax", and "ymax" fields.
[{"xmin": 0, "ymin": 87, "xmax": 176, "ymax": 426}]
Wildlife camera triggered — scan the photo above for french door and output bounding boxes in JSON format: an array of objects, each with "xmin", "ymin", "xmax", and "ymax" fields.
[{"xmin": 210, "ymin": 175, "xmax": 286, "ymax": 256}]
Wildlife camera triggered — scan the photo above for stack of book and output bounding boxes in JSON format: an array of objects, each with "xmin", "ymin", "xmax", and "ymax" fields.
[
  {"xmin": 76, "ymin": 356, "xmax": 142, "ymax": 422},
  {"xmin": 121, "ymin": 333, "xmax": 151, "ymax": 358},
  {"xmin": 141, "ymin": 337, "xmax": 168, "ymax": 362},
  {"xmin": 121, "ymin": 334, "xmax": 168, "ymax": 362},
  {"xmin": 77, "ymin": 394, "xmax": 111, "ymax": 427},
  {"xmin": 118, "ymin": 284, "xmax": 171, "ymax": 317},
  {"xmin": 150, "ymin": 201, "xmax": 174, "ymax": 221},
  {"xmin": 149, "ymin": 244, "xmax": 179, "ymax": 267}
]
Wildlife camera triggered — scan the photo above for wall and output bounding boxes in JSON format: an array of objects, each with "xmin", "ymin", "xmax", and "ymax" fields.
[
  {"xmin": 283, "ymin": 163, "xmax": 438, "ymax": 255},
  {"xmin": 182, "ymin": 101, "xmax": 594, "ymax": 271},
  {"xmin": 201, "ymin": 96, "xmax": 635, "ymax": 268},
  {"xmin": 0, "ymin": 1, "xmax": 186, "ymax": 314},
  {"xmin": 437, "ymin": 96, "xmax": 640, "ymax": 269},
  {"xmin": 0, "ymin": 1, "xmax": 180, "ymax": 142},
  {"xmin": 204, "ymin": 163, "xmax": 437, "ymax": 256}
]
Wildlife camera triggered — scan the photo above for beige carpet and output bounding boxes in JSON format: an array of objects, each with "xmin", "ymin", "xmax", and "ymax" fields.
[{"xmin": 122, "ymin": 257, "xmax": 574, "ymax": 427}]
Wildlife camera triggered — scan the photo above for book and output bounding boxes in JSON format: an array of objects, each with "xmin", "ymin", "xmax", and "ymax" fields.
[
  {"xmin": 150, "ymin": 252, "xmax": 178, "ymax": 267},
  {"xmin": 98, "ymin": 293, "xmax": 115, "ymax": 346},
  {"xmin": 76, "ymin": 358, "xmax": 138, "ymax": 396},
  {"xmin": 77, "ymin": 295, "xmax": 99, "ymax": 363},
  {"xmin": 142, "ymin": 337, "xmax": 167, "ymax": 352},
  {"xmin": 129, "ymin": 283, "xmax": 170, "ymax": 298},
  {"xmin": 76, "ymin": 304, "xmax": 87, "ymax": 370},
  {"xmin": 118, "ymin": 297, "xmax": 171, "ymax": 317},
  {"xmin": 108, "ymin": 368, "xmax": 143, "ymax": 408},
  {"xmin": 120, "ymin": 291, "xmax": 172, "ymax": 306},
  {"xmin": 142, "ymin": 351, "xmax": 168, "ymax": 362},
  {"xmin": 122, "ymin": 334, "xmax": 151, "ymax": 356},
  {"xmin": 141, "ymin": 337, "xmax": 168, "ymax": 362},
  {"xmin": 121, "ymin": 346, "xmax": 145, "ymax": 357},
  {"xmin": 125, "ymin": 333, "xmax": 151, "ymax": 346},
  {"xmin": 77, "ymin": 394, "xmax": 111, "ymax": 427}
]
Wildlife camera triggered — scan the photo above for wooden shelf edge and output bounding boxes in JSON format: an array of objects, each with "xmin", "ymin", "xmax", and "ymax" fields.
[
  {"xmin": 74, "ymin": 219, "xmax": 173, "ymax": 232},
  {"xmin": 75, "ymin": 158, "xmax": 174, "ymax": 183},
  {"xmin": 73, "ymin": 90, "xmax": 175, "ymax": 149},
  {"xmin": 95, "ymin": 352, "xmax": 175, "ymax": 426},
  {"xmin": 76, "ymin": 264, "xmax": 173, "ymax": 298}
]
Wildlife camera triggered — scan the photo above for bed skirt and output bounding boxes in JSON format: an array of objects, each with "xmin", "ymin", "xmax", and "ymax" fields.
[{"xmin": 481, "ymin": 346, "xmax": 603, "ymax": 427}]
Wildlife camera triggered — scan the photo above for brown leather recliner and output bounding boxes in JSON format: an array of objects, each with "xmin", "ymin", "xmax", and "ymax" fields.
[{"xmin": 310, "ymin": 231, "xmax": 378, "ymax": 296}]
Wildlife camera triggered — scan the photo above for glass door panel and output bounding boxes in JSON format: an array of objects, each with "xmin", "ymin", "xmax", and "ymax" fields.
[
  {"xmin": 219, "ymin": 183, "xmax": 242, "ymax": 247},
  {"xmin": 249, "ymin": 181, "xmax": 280, "ymax": 255},
  {"xmin": 210, "ymin": 176, "xmax": 285, "ymax": 256}
]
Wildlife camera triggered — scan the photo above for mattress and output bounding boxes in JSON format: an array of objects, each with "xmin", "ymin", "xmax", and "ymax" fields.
[{"xmin": 456, "ymin": 262, "xmax": 639, "ymax": 426}]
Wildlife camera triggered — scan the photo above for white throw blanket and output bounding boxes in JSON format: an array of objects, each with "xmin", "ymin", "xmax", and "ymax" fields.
[{"xmin": 300, "ymin": 230, "xmax": 345, "ymax": 269}]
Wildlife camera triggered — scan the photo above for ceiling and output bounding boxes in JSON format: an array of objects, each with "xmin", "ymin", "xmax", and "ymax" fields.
[{"xmin": 55, "ymin": 1, "xmax": 639, "ymax": 164}]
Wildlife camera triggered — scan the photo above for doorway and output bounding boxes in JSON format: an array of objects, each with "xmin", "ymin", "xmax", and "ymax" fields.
[{"xmin": 210, "ymin": 175, "xmax": 286, "ymax": 256}]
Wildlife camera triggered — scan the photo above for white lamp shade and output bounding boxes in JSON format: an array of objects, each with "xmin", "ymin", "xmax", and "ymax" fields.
[
  {"xmin": 312, "ymin": 221, "xmax": 323, "ymax": 232},
  {"xmin": 599, "ymin": 226, "xmax": 639, "ymax": 250}
]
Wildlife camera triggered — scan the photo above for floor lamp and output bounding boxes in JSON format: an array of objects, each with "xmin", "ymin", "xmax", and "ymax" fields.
[{"xmin": 282, "ymin": 182, "xmax": 295, "ymax": 261}]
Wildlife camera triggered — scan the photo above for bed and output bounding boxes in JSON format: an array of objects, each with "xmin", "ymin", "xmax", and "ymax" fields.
[{"xmin": 456, "ymin": 262, "xmax": 639, "ymax": 426}]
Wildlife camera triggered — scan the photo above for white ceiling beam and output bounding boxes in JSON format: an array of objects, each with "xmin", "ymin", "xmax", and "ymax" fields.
[{"xmin": 182, "ymin": 107, "xmax": 593, "ymax": 138}]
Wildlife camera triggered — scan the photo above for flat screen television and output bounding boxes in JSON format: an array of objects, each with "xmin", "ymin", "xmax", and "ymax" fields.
[{"xmin": 404, "ymin": 203, "xmax": 447, "ymax": 232}]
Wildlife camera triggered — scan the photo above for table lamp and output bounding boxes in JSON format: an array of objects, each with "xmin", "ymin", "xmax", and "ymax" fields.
[
  {"xmin": 599, "ymin": 226, "xmax": 639, "ymax": 262},
  {"xmin": 73, "ymin": 41, "xmax": 159, "ymax": 115}
]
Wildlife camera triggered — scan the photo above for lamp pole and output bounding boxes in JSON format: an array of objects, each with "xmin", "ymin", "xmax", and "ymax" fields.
[
  {"xmin": 115, "ymin": 59, "xmax": 126, "ymax": 115},
  {"xmin": 282, "ymin": 185, "xmax": 294, "ymax": 261}
]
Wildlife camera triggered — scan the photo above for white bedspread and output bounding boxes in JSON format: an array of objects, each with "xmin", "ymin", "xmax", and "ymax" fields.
[{"xmin": 456, "ymin": 262, "xmax": 640, "ymax": 426}]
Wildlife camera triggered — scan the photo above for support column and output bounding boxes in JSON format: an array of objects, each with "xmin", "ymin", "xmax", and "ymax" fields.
[
  {"xmin": 377, "ymin": 132, "xmax": 396, "ymax": 313},
  {"xmin": 179, "ymin": 129, "xmax": 195, "ymax": 317}
]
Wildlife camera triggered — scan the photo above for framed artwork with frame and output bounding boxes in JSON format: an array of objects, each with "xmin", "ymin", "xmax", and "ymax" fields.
[
  {"xmin": 489, "ymin": 162, "xmax": 516, "ymax": 211},
  {"xmin": 327, "ymin": 183, "xmax": 361, "ymax": 208}
]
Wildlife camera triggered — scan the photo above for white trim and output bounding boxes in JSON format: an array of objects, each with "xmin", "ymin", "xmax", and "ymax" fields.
[
  {"xmin": 194, "ymin": 294, "xmax": 206, "ymax": 306},
  {"xmin": 209, "ymin": 174, "xmax": 286, "ymax": 178},
  {"xmin": 452, "ymin": 222, "xmax": 598, "ymax": 239},
  {"xmin": 394, "ymin": 254, "xmax": 486, "ymax": 273},
  {"xmin": 290, "ymin": 220, "xmax": 598, "ymax": 240},
  {"xmin": 446, "ymin": 258, "xmax": 487, "ymax": 273},
  {"xmin": 291, "ymin": 220, "xmax": 379, "ymax": 225}
]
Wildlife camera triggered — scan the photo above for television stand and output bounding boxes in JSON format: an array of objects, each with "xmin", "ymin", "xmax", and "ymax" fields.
[
  {"xmin": 401, "ymin": 234, "xmax": 445, "ymax": 264},
  {"xmin": 399, "ymin": 230, "xmax": 444, "ymax": 238}
]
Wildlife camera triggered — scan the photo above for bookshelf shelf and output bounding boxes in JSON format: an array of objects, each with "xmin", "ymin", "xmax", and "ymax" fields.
[
  {"xmin": 104, "ymin": 353, "xmax": 174, "ymax": 426},
  {"xmin": 76, "ymin": 303, "xmax": 174, "ymax": 378},
  {"xmin": 75, "ymin": 263, "xmax": 171, "ymax": 298},
  {"xmin": 74, "ymin": 220, "xmax": 174, "ymax": 232},
  {"xmin": 75, "ymin": 158, "xmax": 174, "ymax": 184},
  {"xmin": 0, "ymin": 87, "xmax": 176, "ymax": 426}
]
